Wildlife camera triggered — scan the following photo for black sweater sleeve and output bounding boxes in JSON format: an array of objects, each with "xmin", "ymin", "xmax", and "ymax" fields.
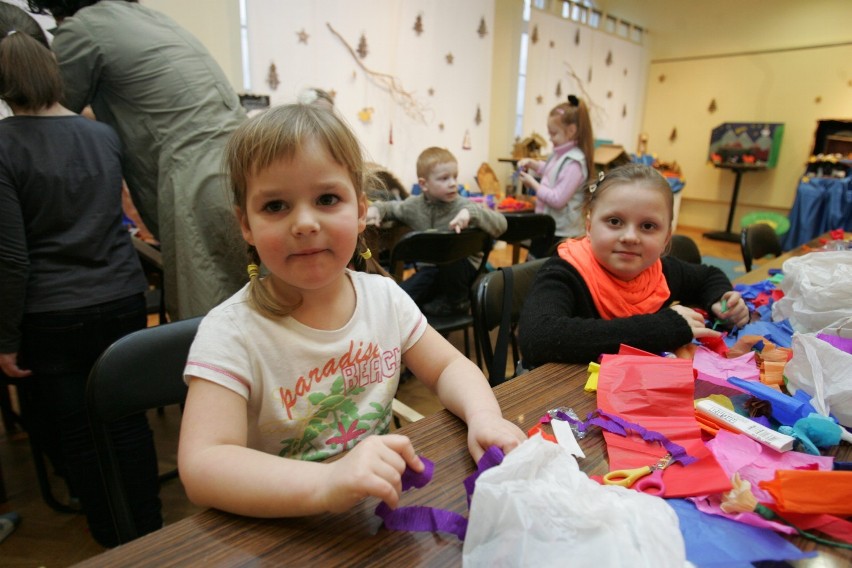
[{"xmin": 518, "ymin": 256, "xmax": 733, "ymax": 366}]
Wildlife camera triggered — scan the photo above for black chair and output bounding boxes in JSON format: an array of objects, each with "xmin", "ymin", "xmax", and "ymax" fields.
[
  {"xmin": 389, "ymin": 229, "xmax": 493, "ymax": 366},
  {"xmin": 500, "ymin": 213, "xmax": 556, "ymax": 263},
  {"xmin": 740, "ymin": 223, "xmax": 782, "ymax": 272},
  {"xmin": 473, "ymin": 258, "xmax": 547, "ymax": 386},
  {"xmin": 86, "ymin": 316, "xmax": 201, "ymax": 544},
  {"xmin": 667, "ymin": 234, "xmax": 703, "ymax": 264}
]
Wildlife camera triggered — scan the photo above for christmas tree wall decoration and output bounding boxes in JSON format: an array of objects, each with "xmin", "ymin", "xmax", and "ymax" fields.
[
  {"xmin": 267, "ymin": 62, "xmax": 280, "ymax": 91},
  {"xmin": 531, "ymin": 25, "xmax": 539, "ymax": 44},
  {"xmin": 357, "ymin": 33, "xmax": 368, "ymax": 59},
  {"xmin": 477, "ymin": 17, "xmax": 487, "ymax": 38},
  {"xmin": 413, "ymin": 14, "xmax": 423, "ymax": 36},
  {"xmin": 462, "ymin": 130, "xmax": 472, "ymax": 150},
  {"xmin": 556, "ymin": 81, "xmax": 562, "ymax": 98},
  {"xmin": 475, "ymin": 105, "xmax": 482, "ymax": 125}
]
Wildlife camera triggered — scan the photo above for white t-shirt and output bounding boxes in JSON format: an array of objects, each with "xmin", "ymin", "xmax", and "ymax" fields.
[{"xmin": 185, "ymin": 270, "xmax": 427, "ymax": 461}]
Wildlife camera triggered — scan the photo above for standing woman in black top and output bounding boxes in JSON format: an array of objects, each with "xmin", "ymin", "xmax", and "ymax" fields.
[{"xmin": 0, "ymin": 4, "xmax": 161, "ymax": 547}]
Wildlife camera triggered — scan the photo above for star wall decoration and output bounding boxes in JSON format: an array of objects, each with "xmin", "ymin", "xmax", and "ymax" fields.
[
  {"xmin": 428, "ymin": 88, "xmax": 435, "ymax": 96},
  {"xmin": 536, "ymin": 95, "xmax": 543, "ymax": 105},
  {"xmin": 445, "ymin": 53, "xmax": 454, "ymax": 64},
  {"xmin": 297, "ymin": 29, "xmax": 309, "ymax": 44}
]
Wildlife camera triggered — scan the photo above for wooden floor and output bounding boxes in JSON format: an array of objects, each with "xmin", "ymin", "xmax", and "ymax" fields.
[{"xmin": 0, "ymin": 225, "xmax": 741, "ymax": 567}]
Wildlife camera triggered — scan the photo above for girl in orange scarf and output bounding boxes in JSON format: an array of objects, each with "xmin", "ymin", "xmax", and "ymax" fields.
[{"xmin": 519, "ymin": 164, "xmax": 749, "ymax": 366}]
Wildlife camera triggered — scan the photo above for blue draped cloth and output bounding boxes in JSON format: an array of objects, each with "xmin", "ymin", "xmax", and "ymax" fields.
[{"xmin": 782, "ymin": 176, "xmax": 852, "ymax": 250}]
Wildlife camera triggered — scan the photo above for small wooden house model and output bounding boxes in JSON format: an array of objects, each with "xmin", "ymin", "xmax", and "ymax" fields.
[{"xmin": 512, "ymin": 133, "xmax": 547, "ymax": 159}]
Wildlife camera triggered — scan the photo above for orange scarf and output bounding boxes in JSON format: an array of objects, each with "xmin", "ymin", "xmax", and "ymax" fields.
[{"xmin": 557, "ymin": 238, "xmax": 670, "ymax": 320}]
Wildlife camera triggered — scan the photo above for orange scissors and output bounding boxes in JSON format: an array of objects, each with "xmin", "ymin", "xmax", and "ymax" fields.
[{"xmin": 602, "ymin": 453, "xmax": 673, "ymax": 496}]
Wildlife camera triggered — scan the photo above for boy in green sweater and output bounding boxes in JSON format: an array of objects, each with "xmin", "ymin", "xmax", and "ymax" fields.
[{"xmin": 367, "ymin": 147, "xmax": 507, "ymax": 315}]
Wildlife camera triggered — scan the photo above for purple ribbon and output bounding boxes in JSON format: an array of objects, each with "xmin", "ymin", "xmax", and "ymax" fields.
[
  {"xmin": 551, "ymin": 408, "xmax": 697, "ymax": 466},
  {"xmin": 374, "ymin": 446, "xmax": 506, "ymax": 540}
]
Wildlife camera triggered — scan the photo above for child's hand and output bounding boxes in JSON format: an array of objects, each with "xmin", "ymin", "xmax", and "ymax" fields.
[
  {"xmin": 449, "ymin": 208, "xmax": 471, "ymax": 233},
  {"xmin": 670, "ymin": 304, "xmax": 722, "ymax": 339},
  {"xmin": 317, "ymin": 435, "xmax": 423, "ymax": 513},
  {"xmin": 712, "ymin": 291, "xmax": 750, "ymax": 328},
  {"xmin": 365, "ymin": 205, "xmax": 382, "ymax": 226},
  {"xmin": 517, "ymin": 169, "xmax": 537, "ymax": 189},
  {"xmin": 466, "ymin": 411, "xmax": 526, "ymax": 462}
]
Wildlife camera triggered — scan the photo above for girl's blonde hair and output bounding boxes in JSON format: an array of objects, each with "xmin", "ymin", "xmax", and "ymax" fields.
[
  {"xmin": 581, "ymin": 163, "xmax": 674, "ymax": 224},
  {"xmin": 549, "ymin": 96, "xmax": 594, "ymax": 183},
  {"xmin": 224, "ymin": 103, "xmax": 381, "ymax": 318}
]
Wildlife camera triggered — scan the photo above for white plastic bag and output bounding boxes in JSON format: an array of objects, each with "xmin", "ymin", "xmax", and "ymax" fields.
[
  {"xmin": 785, "ymin": 316, "xmax": 852, "ymax": 428},
  {"xmin": 771, "ymin": 251, "xmax": 852, "ymax": 333},
  {"xmin": 462, "ymin": 435, "xmax": 687, "ymax": 567}
]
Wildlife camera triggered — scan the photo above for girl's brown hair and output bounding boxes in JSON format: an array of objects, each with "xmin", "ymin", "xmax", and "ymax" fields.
[
  {"xmin": 0, "ymin": 5, "xmax": 62, "ymax": 111},
  {"xmin": 581, "ymin": 163, "xmax": 674, "ymax": 225},
  {"xmin": 549, "ymin": 95, "xmax": 594, "ymax": 183},
  {"xmin": 224, "ymin": 104, "xmax": 382, "ymax": 318}
]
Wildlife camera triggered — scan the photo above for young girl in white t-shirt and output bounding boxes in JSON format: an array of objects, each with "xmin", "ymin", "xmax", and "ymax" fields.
[{"xmin": 178, "ymin": 104, "xmax": 525, "ymax": 518}]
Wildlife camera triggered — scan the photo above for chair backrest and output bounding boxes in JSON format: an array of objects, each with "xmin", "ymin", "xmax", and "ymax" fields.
[
  {"xmin": 86, "ymin": 316, "xmax": 202, "ymax": 543},
  {"xmin": 667, "ymin": 234, "xmax": 702, "ymax": 264},
  {"xmin": 473, "ymin": 258, "xmax": 548, "ymax": 386},
  {"xmin": 500, "ymin": 213, "xmax": 556, "ymax": 246},
  {"xmin": 740, "ymin": 223, "xmax": 782, "ymax": 272},
  {"xmin": 389, "ymin": 229, "xmax": 493, "ymax": 282}
]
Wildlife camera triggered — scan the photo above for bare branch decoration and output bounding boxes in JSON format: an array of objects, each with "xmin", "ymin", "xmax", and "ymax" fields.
[{"xmin": 327, "ymin": 22, "xmax": 430, "ymax": 124}]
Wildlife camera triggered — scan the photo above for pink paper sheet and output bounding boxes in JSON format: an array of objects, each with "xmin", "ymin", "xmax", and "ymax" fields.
[{"xmin": 692, "ymin": 347, "xmax": 760, "ymax": 391}]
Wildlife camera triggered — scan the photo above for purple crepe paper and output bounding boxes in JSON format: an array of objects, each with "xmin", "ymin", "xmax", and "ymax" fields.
[
  {"xmin": 552, "ymin": 408, "xmax": 697, "ymax": 467},
  {"xmin": 375, "ymin": 446, "xmax": 506, "ymax": 540},
  {"xmin": 817, "ymin": 333, "xmax": 852, "ymax": 355}
]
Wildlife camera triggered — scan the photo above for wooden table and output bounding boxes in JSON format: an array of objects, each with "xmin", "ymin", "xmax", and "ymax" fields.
[
  {"xmin": 734, "ymin": 231, "xmax": 851, "ymax": 285},
  {"xmin": 76, "ymin": 362, "xmax": 852, "ymax": 567}
]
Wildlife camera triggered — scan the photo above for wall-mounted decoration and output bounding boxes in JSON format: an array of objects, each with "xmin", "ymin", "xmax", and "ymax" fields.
[
  {"xmin": 708, "ymin": 98, "xmax": 717, "ymax": 113},
  {"xmin": 531, "ymin": 25, "xmax": 539, "ymax": 45},
  {"xmin": 536, "ymin": 95, "xmax": 543, "ymax": 105},
  {"xmin": 563, "ymin": 63, "xmax": 603, "ymax": 121},
  {"xmin": 297, "ymin": 29, "xmax": 309, "ymax": 44},
  {"xmin": 477, "ymin": 17, "xmax": 487, "ymax": 38},
  {"xmin": 329, "ymin": 89, "xmax": 337, "ymax": 100},
  {"xmin": 445, "ymin": 53, "xmax": 454, "ymax": 65},
  {"xmin": 637, "ymin": 133, "xmax": 649, "ymax": 155},
  {"xmin": 624, "ymin": 68, "xmax": 628, "ymax": 76},
  {"xmin": 413, "ymin": 14, "xmax": 423, "ymax": 36},
  {"xmin": 462, "ymin": 130, "xmax": 472, "ymax": 150},
  {"xmin": 587, "ymin": 67, "xmax": 592, "ymax": 83},
  {"xmin": 357, "ymin": 33, "xmax": 368, "ymax": 59},
  {"xmin": 556, "ymin": 81, "xmax": 562, "ymax": 98},
  {"xmin": 357, "ymin": 107, "xmax": 374, "ymax": 123},
  {"xmin": 327, "ymin": 23, "xmax": 429, "ymax": 124},
  {"xmin": 389, "ymin": 124, "xmax": 393, "ymax": 144},
  {"xmin": 475, "ymin": 105, "xmax": 482, "ymax": 125},
  {"xmin": 670, "ymin": 127, "xmax": 678, "ymax": 142},
  {"xmin": 815, "ymin": 96, "xmax": 822, "ymax": 104},
  {"xmin": 622, "ymin": 104, "xmax": 627, "ymax": 118},
  {"xmin": 605, "ymin": 50, "xmax": 613, "ymax": 66},
  {"xmin": 658, "ymin": 74, "xmax": 666, "ymax": 83},
  {"xmin": 606, "ymin": 90, "xmax": 612, "ymax": 99},
  {"xmin": 549, "ymin": 40, "xmax": 555, "ymax": 48},
  {"xmin": 439, "ymin": 122, "xmax": 445, "ymax": 131},
  {"xmin": 266, "ymin": 62, "xmax": 280, "ymax": 91},
  {"xmin": 428, "ymin": 88, "xmax": 435, "ymax": 96},
  {"xmin": 574, "ymin": 29, "xmax": 580, "ymax": 46}
]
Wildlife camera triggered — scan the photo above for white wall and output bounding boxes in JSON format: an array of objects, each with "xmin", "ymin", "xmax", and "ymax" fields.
[
  {"xmin": 240, "ymin": 0, "xmax": 497, "ymax": 191},
  {"xmin": 601, "ymin": 0, "xmax": 852, "ymax": 231},
  {"xmin": 142, "ymin": 0, "xmax": 243, "ymax": 89},
  {"xmin": 523, "ymin": 8, "xmax": 647, "ymax": 153}
]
